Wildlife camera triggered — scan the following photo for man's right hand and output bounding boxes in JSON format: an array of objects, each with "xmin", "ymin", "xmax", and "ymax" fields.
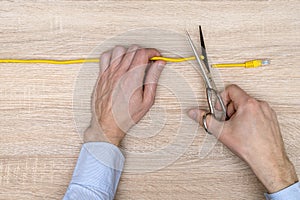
[{"xmin": 188, "ymin": 84, "xmax": 298, "ymax": 193}]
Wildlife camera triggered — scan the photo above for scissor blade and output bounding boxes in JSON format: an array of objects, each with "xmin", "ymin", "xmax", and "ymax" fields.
[
  {"xmin": 186, "ymin": 30, "xmax": 212, "ymax": 89},
  {"xmin": 199, "ymin": 26, "xmax": 210, "ymax": 72}
]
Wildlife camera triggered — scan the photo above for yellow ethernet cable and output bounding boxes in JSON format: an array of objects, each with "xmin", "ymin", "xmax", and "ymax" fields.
[
  {"xmin": 0, "ymin": 57, "xmax": 196, "ymax": 65},
  {"xmin": 0, "ymin": 57, "xmax": 268, "ymax": 68},
  {"xmin": 0, "ymin": 58, "xmax": 99, "ymax": 65},
  {"xmin": 150, "ymin": 56, "xmax": 196, "ymax": 62},
  {"xmin": 212, "ymin": 59, "xmax": 270, "ymax": 68}
]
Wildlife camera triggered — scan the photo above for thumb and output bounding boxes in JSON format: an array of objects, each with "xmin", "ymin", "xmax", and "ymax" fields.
[{"xmin": 188, "ymin": 109, "xmax": 225, "ymax": 137}]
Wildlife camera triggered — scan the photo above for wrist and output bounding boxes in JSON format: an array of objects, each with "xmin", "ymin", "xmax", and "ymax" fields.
[
  {"xmin": 260, "ymin": 159, "xmax": 298, "ymax": 193},
  {"xmin": 83, "ymin": 126, "xmax": 109, "ymax": 144},
  {"xmin": 83, "ymin": 126, "xmax": 123, "ymax": 147}
]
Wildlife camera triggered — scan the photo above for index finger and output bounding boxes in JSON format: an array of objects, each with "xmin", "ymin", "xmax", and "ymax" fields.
[
  {"xmin": 129, "ymin": 48, "xmax": 161, "ymax": 69},
  {"xmin": 221, "ymin": 84, "xmax": 250, "ymax": 110},
  {"xmin": 128, "ymin": 48, "xmax": 161, "ymax": 83}
]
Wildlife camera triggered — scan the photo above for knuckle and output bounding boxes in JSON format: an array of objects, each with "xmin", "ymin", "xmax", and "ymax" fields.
[
  {"xmin": 227, "ymin": 84, "xmax": 239, "ymax": 90},
  {"xmin": 149, "ymin": 47, "xmax": 160, "ymax": 54},
  {"xmin": 260, "ymin": 100, "xmax": 270, "ymax": 108},
  {"xmin": 129, "ymin": 44, "xmax": 140, "ymax": 51},
  {"xmin": 137, "ymin": 48, "xmax": 147, "ymax": 56},
  {"xmin": 114, "ymin": 45, "xmax": 125, "ymax": 50},
  {"xmin": 101, "ymin": 50, "xmax": 111, "ymax": 58},
  {"xmin": 114, "ymin": 46, "xmax": 126, "ymax": 55},
  {"xmin": 245, "ymin": 98, "xmax": 260, "ymax": 110},
  {"xmin": 119, "ymin": 77, "xmax": 130, "ymax": 90}
]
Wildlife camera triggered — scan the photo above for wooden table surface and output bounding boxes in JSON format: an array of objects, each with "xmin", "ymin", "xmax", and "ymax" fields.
[{"xmin": 0, "ymin": 1, "xmax": 299, "ymax": 199}]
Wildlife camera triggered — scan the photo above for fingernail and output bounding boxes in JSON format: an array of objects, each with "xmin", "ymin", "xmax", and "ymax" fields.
[{"xmin": 188, "ymin": 110, "xmax": 197, "ymax": 120}]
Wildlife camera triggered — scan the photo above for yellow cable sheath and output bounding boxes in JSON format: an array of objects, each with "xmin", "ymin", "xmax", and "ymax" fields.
[
  {"xmin": 0, "ymin": 59, "xmax": 100, "ymax": 64},
  {"xmin": 150, "ymin": 56, "xmax": 196, "ymax": 62},
  {"xmin": 0, "ymin": 57, "xmax": 267, "ymax": 68},
  {"xmin": 212, "ymin": 60, "xmax": 269, "ymax": 68},
  {"xmin": 212, "ymin": 63, "xmax": 245, "ymax": 68},
  {"xmin": 0, "ymin": 57, "xmax": 196, "ymax": 65}
]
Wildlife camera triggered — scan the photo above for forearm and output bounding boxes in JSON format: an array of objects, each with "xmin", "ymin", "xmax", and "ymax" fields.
[{"xmin": 63, "ymin": 142, "xmax": 125, "ymax": 200}]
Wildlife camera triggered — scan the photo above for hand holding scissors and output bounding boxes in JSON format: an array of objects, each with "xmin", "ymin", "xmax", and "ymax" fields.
[
  {"xmin": 187, "ymin": 27, "xmax": 298, "ymax": 194},
  {"xmin": 186, "ymin": 26, "xmax": 227, "ymax": 134}
]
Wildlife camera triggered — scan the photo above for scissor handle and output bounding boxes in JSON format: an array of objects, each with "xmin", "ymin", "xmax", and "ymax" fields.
[{"xmin": 206, "ymin": 88, "xmax": 227, "ymax": 121}]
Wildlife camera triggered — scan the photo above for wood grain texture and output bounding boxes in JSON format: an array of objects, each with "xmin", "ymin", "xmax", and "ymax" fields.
[{"xmin": 0, "ymin": 1, "xmax": 299, "ymax": 199}]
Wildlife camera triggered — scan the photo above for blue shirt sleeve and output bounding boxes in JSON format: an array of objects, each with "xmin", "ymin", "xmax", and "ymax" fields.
[
  {"xmin": 264, "ymin": 182, "xmax": 300, "ymax": 200},
  {"xmin": 63, "ymin": 142, "xmax": 125, "ymax": 200}
]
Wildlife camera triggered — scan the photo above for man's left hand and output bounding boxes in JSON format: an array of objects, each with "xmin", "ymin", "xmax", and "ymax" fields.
[{"xmin": 84, "ymin": 45, "xmax": 166, "ymax": 146}]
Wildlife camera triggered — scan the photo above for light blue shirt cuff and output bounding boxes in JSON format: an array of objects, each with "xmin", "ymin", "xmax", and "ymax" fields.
[
  {"xmin": 264, "ymin": 182, "xmax": 300, "ymax": 200},
  {"xmin": 64, "ymin": 142, "xmax": 125, "ymax": 200}
]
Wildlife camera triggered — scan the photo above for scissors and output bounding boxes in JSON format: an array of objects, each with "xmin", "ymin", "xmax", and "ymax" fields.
[{"xmin": 186, "ymin": 26, "xmax": 227, "ymax": 134}]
